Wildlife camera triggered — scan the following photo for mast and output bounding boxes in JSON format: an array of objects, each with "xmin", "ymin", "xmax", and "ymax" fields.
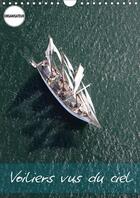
[
  {"xmin": 61, "ymin": 52, "xmax": 65, "ymax": 91},
  {"xmin": 74, "ymin": 64, "xmax": 84, "ymax": 94}
]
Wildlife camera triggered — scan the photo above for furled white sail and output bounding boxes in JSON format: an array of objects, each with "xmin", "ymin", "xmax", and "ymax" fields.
[
  {"xmin": 90, "ymin": 109, "xmax": 101, "ymax": 128},
  {"xmin": 74, "ymin": 64, "xmax": 84, "ymax": 94},
  {"xmin": 82, "ymin": 83, "xmax": 96, "ymax": 113},
  {"xmin": 45, "ymin": 37, "xmax": 62, "ymax": 64},
  {"xmin": 78, "ymin": 94, "xmax": 89, "ymax": 113},
  {"xmin": 63, "ymin": 58, "xmax": 74, "ymax": 80},
  {"xmin": 64, "ymin": 57, "xmax": 74, "ymax": 80},
  {"xmin": 80, "ymin": 91, "xmax": 90, "ymax": 111},
  {"xmin": 45, "ymin": 37, "xmax": 53, "ymax": 56},
  {"xmin": 63, "ymin": 54, "xmax": 74, "ymax": 73},
  {"xmin": 64, "ymin": 69, "xmax": 74, "ymax": 90},
  {"xmin": 45, "ymin": 37, "xmax": 53, "ymax": 66},
  {"xmin": 53, "ymin": 43, "xmax": 62, "ymax": 63},
  {"xmin": 79, "ymin": 91, "xmax": 100, "ymax": 127}
]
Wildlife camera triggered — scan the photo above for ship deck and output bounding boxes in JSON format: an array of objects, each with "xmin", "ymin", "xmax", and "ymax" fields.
[{"xmin": 38, "ymin": 65, "xmax": 89, "ymax": 117}]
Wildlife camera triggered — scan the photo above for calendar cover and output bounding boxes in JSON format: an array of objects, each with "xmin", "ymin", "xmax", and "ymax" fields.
[{"xmin": 0, "ymin": 0, "xmax": 139, "ymax": 197}]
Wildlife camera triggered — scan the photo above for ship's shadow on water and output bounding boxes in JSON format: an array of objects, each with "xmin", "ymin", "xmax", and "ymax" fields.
[{"xmin": 8, "ymin": 73, "xmax": 86, "ymax": 152}]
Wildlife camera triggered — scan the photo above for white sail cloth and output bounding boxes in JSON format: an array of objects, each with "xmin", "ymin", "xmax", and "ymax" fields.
[
  {"xmin": 45, "ymin": 37, "xmax": 62, "ymax": 65},
  {"xmin": 82, "ymin": 83, "xmax": 96, "ymax": 114},
  {"xmin": 64, "ymin": 69, "xmax": 74, "ymax": 90},
  {"xmin": 74, "ymin": 64, "xmax": 84, "ymax": 94},
  {"xmin": 63, "ymin": 54, "xmax": 74, "ymax": 77},
  {"xmin": 79, "ymin": 90, "xmax": 100, "ymax": 127}
]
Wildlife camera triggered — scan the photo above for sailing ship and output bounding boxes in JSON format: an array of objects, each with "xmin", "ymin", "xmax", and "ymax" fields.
[{"xmin": 30, "ymin": 36, "xmax": 101, "ymax": 128}]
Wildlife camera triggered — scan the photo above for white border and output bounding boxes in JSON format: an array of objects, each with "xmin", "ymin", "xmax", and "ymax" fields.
[{"xmin": 2, "ymin": 1, "xmax": 138, "ymax": 6}]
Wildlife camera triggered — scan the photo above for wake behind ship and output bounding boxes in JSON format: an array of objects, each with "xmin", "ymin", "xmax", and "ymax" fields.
[{"xmin": 30, "ymin": 37, "xmax": 101, "ymax": 128}]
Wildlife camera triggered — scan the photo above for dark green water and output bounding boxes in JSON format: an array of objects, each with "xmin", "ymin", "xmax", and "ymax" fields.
[{"xmin": 0, "ymin": 0, "xmax": 140, "ymax": 197}]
